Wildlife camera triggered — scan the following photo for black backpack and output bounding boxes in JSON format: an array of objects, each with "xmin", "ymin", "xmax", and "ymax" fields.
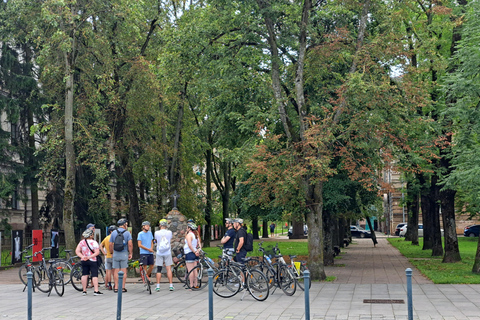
[
  {"xmin": 244, "ymin": 232, "xmax": 253, "ymax": 252},
  {"xmin": 113, "ymin": 229, "xmax": 126, "ymax": 252}
]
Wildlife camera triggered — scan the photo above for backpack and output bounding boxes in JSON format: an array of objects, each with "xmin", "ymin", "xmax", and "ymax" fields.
[
  {"xmin": 244, "ymin": 232, "xmax": 253, "ymax": 252},
  {"xmin": 113, "ymin": 229, "xmax": 126, "ymax": 252},
  {"xmin": 157, "ymin": 235, "xmax": 170, "ymax": 254}
]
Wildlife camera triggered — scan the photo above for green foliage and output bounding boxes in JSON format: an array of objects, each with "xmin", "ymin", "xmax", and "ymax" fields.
[{"xmin": 389, "ymin": 238, "xmax": 480, "ymax": 284}]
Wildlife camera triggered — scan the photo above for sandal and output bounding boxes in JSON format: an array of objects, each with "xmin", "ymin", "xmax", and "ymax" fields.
[
  {"xmin": 114, "ymin": 289, "xmax": 118, "ymax": 293},
  {"xmin": 122, "ymin": 288, "xmax": 127, "ymax": 292}
]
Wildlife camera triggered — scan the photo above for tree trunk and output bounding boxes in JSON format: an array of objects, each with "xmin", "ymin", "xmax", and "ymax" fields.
[
  {"xmin": 252, "ymin": 217, "xmax": 259, "ymax": 240},
  {"xmin": 405, "ymin": 180, "xmax": 419, "ymax": 245},
  {"xmin": 430, "ymin": 175, "xmax": 443, "ymax": 256},
  {"xmin": 262, "ymin": 220, "xmax": 269, "ymax": 239},
  {"xmin": 27, "ymin": 96, "xmax": 39, "ymax": 230},
  {"xmin": 306, "ymin": 181, "xmax": 326, "ymax": 280},
  {"xmin": 204, "ymin": 149, "xmax": 212, "ymax": 247},
  {"xmin": 441, "ymin": 188, "xmax": 461, "ymax": 262},
  {"xmin": 63, "ymin": 59, "xmax": 76, "ymax": 250},
  {"xmin": 169, "ymin": 84, "xmax": 185, "ymax": 189},
  {"xmin": 473, "ymin": 235, "xmax": 480, "ymax": 273},
  {"xmin": 323, "ymin": 210, "xmax": 334, "ymax": 266},
  {"xmin": 124, "ymin": 164, "xmax": 140, "ymax": 258},
  {"xmin": 419, "ymin": 174, "xmax": 433, "ymax": 250}
]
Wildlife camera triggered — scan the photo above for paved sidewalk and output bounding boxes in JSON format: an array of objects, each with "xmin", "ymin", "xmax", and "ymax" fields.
[{"xmin": 1, "ymin": 237, "xmax": 479, "ymax": 320}]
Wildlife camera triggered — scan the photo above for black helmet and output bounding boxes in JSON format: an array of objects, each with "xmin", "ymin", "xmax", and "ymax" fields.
[
  {"xmin": 108, "ymin": 225, "xmax": 117, "ymax": 233},
  {"xmin": 117, "ymin": 218, "xmax": 128, "ymax": 226}
]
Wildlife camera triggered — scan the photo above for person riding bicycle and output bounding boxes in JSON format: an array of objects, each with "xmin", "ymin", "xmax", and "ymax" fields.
[
  {"xmin": 154, "ymin": 219, "xmax": 174, "ymax": 291},
  {"xmin": 220, "ymin": 218, "xmax": 235, "ymax": 258},
  {"xmin": 75, "ymin": 228, "xmax": 103, "ymax": 296}
]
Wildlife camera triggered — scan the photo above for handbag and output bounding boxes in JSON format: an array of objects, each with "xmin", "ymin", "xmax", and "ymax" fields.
[{"xmin": 84, "ymin": 239, "xmax": 102, "ymax": 266}]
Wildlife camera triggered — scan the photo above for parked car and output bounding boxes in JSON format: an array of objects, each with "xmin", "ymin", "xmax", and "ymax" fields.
[
  {"xmin": 399, "ymin": 224, "xmax": 444, "ymax": 237},
  {"xmin": 288, "ymin": 225, "xmax": 308, "ymax": 237},
  {"xmin": 395, "ymin": 223, "xmax": 407, "ymax": 236},
  {"xmin": 350, "ymin": 225, "xmax": 371, "ymax": 238},
  {"xmin": 464, "ymin": 225, "xmax": 480, "ymax": 237}
]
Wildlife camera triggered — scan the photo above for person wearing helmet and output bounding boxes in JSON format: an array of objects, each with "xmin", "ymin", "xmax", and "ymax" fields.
[
  {"xmin": 100, "ymin": 225, "xmax": 116, "ymax": 290},
  {"xmin": 137, "ymin": 221, "xmax": 154, "ymax": 279},
  {"xmin": 109, "ymin": 218, "xmax": 133, "ymax": 292},
  {"xmin": 75, "ymin": 229, "xmax": 103, "ymax": 296},
  {"xmin": 233, "ymin": 218, "xmax": 247, "ymax": 265},
  {"xmin": 184, "ymin": 222, "xmax": 200, "ymax": 289},
  {"xmin": 154, "ymin": 219, "xmax": 174, "ymax": 291}
]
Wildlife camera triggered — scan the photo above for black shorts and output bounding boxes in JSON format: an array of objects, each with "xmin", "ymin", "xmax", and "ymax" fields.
[
  {"xmin": 234, "ymin": 250, "xmax": 247, "ymax": 264},
  {"xmin": 140, "ymin": 254, "xmax": 154, "ymax": 266},
  {"xmin": 81, "ymin": 260, "xmax": 99, "ymax": 277}
]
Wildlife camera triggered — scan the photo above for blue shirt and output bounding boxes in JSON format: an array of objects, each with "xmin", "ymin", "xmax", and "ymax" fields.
[
  {"xmin": 137, "ymin": 230, "xmax": 154, "ymax": 255},
  {"xmin": 224, "ymin": 228, "xmax": 236, "ymax": 249},
  {"xmin": 109, "ymin": 228, "xmax": 132, "ymax": 253}
]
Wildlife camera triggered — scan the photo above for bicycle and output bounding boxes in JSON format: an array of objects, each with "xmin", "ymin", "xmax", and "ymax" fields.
[
  {"xmin": 18, "ymin": 244, "xmax": 36, "ymax": 289},
  {"xmin": 185, "ymin": 249, "xmax": 218, "ymax": 290},
  {"xmin": 254, "ymin": 242, "xmax": 296, "ymax": 296},
  {"xmin": 288, "ymin": 254, "xmax": 310, "ymax": 291},
  {"xmin": 32, "ymin": 248, "xmax": 64, "ymax": 296},
  {"xmin": 70, "ymin": 258, "xmax": 106, "ymax": 291},
  {"xmin": 49, "ymin": 249, "xmax": 79, "ymax": 285},
  {"xmin": 172, "ymin": 248, "xmax": 187, "ymax": 284},
  {"xmin": 134, "ymin": 256, "xmax": 151, "ymax": 294},
  {"xmin": 212, "ymin": 256, "xmax": 270, "ymax": 301}
]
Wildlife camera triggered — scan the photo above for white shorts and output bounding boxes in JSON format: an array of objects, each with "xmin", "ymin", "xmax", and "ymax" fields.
[{"xmin": 155, "ymin": 254, "xmax": 173, "ymax": 266}]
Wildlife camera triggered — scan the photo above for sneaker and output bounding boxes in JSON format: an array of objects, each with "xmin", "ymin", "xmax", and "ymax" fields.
[
  {"xmin": 94, "ymin": 291, "xmax": 103, "ymax": 296},
  {"xmin": 82, "ymin": 291, "xmax": 87, "ymax": 296},
  {"xmin": 169, "ymin": 286, "xmax": 174, "ymax": 291},
  {"xmin": 155, "ymin": 287, "xmax": 160, "ymax": 292}
]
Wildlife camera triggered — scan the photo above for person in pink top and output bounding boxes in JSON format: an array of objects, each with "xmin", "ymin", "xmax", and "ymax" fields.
[{"xmin": 75, "ymin": 229, "xmax": 103, "ymax": 296}]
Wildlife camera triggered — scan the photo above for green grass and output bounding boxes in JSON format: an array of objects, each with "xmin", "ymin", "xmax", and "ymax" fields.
[{"xmin": 388, "ymin": 237, "xmax": 480, "ymax": 284}]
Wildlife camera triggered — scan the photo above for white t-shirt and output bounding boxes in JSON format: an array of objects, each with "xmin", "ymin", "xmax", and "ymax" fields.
[{"xmin": 154, "ymin": 229, "xmax": 172, "ymax": 256}]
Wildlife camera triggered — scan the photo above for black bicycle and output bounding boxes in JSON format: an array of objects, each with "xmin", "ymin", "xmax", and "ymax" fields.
[{"xmin": 32, "ymin": 248, "xmax": 64, "ymax": 296}]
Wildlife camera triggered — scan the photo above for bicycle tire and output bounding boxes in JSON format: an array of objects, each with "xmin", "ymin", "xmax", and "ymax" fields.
[
  {"xmin": 19, "ymin": 265, "xmax": 33, "ymax": 286},
  {"xmin": 34, "ymin": 268, "xmax": 51, "ymax": 293},
  {"xmin": 293, "ymin": 264, "xmax": 311, "ymax": 291},
  {"xmin": 212, "ymin": 268, "xmax": 242, "ymax": 298},
  {"xmin": 140, "ymin": 268, "xmax": 152, "ymax": 294},
  {"xmin": 174, "ymin": 260, "xmax": 187, "ymax": 283},
  {"xmin": 279, "ymin": 265, "xmax": 296, "ymax": 296},
  {"xmin": 52, "ymin": 260, "xmax": 73, "ymax": 285},
  {"xmin": 246, "ymin": 269, "xmax": 269, "ymax": 301},
  {"xmin": 53, "ymin": 269, "xmax": 65, "ymax": 296},
  {"xmin": 253, "ymin": 264, "xmax": 275, "ymax": 290},
  {"xmin": 185, "ymin": 265, "xmax": 208, "ymax": 290},
  {"xmin": 70, "ymin": 264, "xmax": 83, "ymax": 291}
]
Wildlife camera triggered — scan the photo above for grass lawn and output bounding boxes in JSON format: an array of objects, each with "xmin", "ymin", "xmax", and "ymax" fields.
[{"xmin": 388, "ymin": 237, "xmax": 480, "ymax": 284}]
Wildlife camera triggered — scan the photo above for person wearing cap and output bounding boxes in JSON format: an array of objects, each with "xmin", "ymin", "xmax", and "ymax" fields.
[
  {"xmin": 100, "ymin": 225, "xmax": 116, "ymax": 290},
  {"xmin": 137, "ymin": 221, "xmax": 154, "ymax": 279},
  {"xmin": 75, "ymin": 229, "xmax": 103, "ymax": 296},
  {"xmin": 233, "ymin": 218, "xmax": 247, "ymax": 264},
  {"xmin": 109, "ymin": 218, "xmax": 133, "ymax": 292},
  {"xmin": 220, "ymin": 218, "xmax": 235, "ymax": 258},
  {"xmin": 154, "ymin": 219, "xmax": 174, "ymax": 291},
  {"xmin": 184, "ymin": 222, "xmax": 200, "ymax": 289},
  {"xmin": 87, "ymin": 223, "xmax": 95, "ymax": 230}
]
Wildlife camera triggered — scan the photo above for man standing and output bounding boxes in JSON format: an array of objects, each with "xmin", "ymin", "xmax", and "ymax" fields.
[
  {"xmin": 109, "ymin": 219, "xmax": 133, "ymax": 293},
  {"xmin": 154, "ymin": 219, "xmax": 174, "ymax": 292},
  {"xmin": 220, "ymin": 218, "xmax": 235, "ymax": 258},
  {"xmin": 100, "ymin": 225, "xmax": 116, "ymax": 290},
  {"xmin": 233, "ymin": 218, "xmax": 247, "ymax": 264},
  {"xmin": 137, "ymin": 221, "xmax": 154, "ymax": 278},
  {"xmin": 270, "ymin": 222, "xmax": 275, "ymax": 238}
]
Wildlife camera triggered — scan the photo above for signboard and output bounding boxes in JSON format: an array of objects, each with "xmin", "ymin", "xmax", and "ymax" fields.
[
  {"xmin": 32, "ymin": 230, "xmax": 43, "ymax": 262},
  {"xmin": 11, "ymin": 230, "xmax": 23, "ymax": 264},
  {"xmin": 51, "ymin": 230, "xmax": 59, "ymax": 258}
]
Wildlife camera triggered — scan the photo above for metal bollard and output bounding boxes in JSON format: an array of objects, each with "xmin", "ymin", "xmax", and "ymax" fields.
[
  {"xmin": 304, "ymin": 270, "xmax": 310, "ymax": 320},
  {"xmin": 117, "ymin": 271, "xmax": 124, "ymax": 320},
  {"xmin": 27, "ymin": 271, "xmax": 33, "ymax": 320},
  {"xmin": 208, "ymin": 268, "xmax": 214, "ymax": 320},
  {"xmin": 406, "ymin": 268, "xmax": 413, "ymax": 320}
]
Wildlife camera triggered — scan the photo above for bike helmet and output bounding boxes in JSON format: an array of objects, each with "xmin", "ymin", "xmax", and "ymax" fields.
[
  {"xmin": 159, "ymin": 219, "xmax": 168, "ymax": 226},
  {"xmin": 82, "ymin": 229, "xmax": 93, "ymax": 238},
  {"xmin": 117, "ymin": 218, "xmax": 128, "ymax": 226},
  {"xmin": 187, "ymin": 219, "xmax": 195, "ymax": 223},
  {"xmin": 142, "ymin": 221, "xmax": 150, "ymax": 226},
  {"xmin": 187, "ymin": 222, "xmax": 197, "ymax": 230},
  {"xmin": 108, "ymin": 225, "xmax": 117, "ymax": 233}
]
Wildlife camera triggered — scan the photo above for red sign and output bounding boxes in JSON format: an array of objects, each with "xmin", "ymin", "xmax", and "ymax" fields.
[{"xmin": 32, "ymin": 230, "xmax": 43, "ymax": 262}]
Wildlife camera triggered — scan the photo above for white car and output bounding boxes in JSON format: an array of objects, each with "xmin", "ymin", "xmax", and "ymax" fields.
[{"xmin": 399, "ymin": 224, "xmax": 444, "ymax": 237}]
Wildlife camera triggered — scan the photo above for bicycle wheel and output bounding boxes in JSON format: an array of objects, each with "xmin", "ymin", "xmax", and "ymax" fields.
[
  {"xmin": 70, "ymin": 264, "xmax": 83, "ymax": 292},
  {"xmin": 19, "ymin": 265, "xmax": 33, "ymax": 286},
  {"xmin": 253, "ymin": 264, "xmax": 275, "ymax": 290},
  {"xmin": 212, "ymin": 268, "xmax": 241, "ymax": 298},
  {"xmin": 185, "ymin": 265, "xmax": 208, "ymax": 290},
  {"xmin": 174, "ymin": 260, "xmax": 187, "ymax": 283},
  {"xmin": 140, "ymin": 268, "xmax": 151, "ymax": 294},
  {"xmin": 52, "ymin": 261, "xmax": 72, "ymax": 285},
  {"xmin": 53, "ymin": 269, "xmax": 65, "ymax": 297},
  {"xmin": 34, "ymin": 268, "xmax": 51, "ymax": 293},
  {"xmin": 246, "ymin": 269, "xmax": 269, "ymax": 301},
  {"xmin": 97, "ymin": 266, "xmax": 106, "ymax": 285},
  {"xmin": 279, "ymin": 265, "xmax": 296, "ymax": 296}
]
